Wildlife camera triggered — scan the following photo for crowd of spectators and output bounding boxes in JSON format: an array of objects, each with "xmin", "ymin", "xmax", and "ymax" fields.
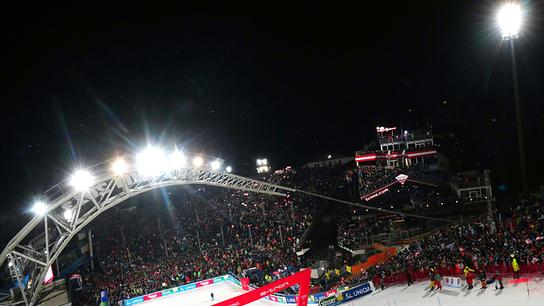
[
  {"xmin": 77, "ymin": 164, "xmax": 353, "ymax": 305},
  {"xmin": 363, "ymin": 196, "xmax": 544, "ymax": 287},
  {"xmin": 357, "ymin": 165, "xmax": 398, "ymax": 197},
  {"xmin": 337, "ymin": 213, "xmax": 400, "ymax": 250},
  {"xmin": 75, "ymin": 159, "xmax": 544, "ymax": 305}
]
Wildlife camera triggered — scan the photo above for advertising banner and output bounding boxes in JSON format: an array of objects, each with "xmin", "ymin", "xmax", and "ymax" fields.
[
  {"xmin": 143, "ymin": 292, "xmax": 162, "ymax": 301},
  {"xmin": 124, "ymin": 297, "xmax": 144, "ymax": 305},
  {"xmin": 197, "ymin": 279, "xmax": 214, "ymax": 287},
  {"xmin": 124, "ymin": 275, "xmax": 220, "ymax": 305},
  {"xmin": 286, "ymin": 295, "xmax": 297, "ymax": 303},
  {"xmin": 444, "ymin": 276, "xmax": 463, "ymax": 288},
  {"xmin": 317, "ymin": 295, "xmax": 341, "ymax": 306},
  {"xmin": 341, "ymin": 282, "xmax": 372, "ymax": 302}
]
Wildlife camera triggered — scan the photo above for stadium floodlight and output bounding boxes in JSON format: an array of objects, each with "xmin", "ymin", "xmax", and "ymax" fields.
[
  {"xmin": 225, "ymin": 166, "xmax": 232, "ymax": 173},
  {"xmin": 169, "ymin": 149, "xmax": 186, "ymax": 169},
  {"xmin": 8, "ymin": 261, "xmax": 13, "ymax": 268},
  {"xmin": 136, "ymin": 146, "xmax": 167, "ymax": 177},
  {"xmin": 69, "ymin": 169, "xmax": 95, "ymax": 192},
  {"xmin": 32, "ymin": 201, "xmax": 48, "ymax": 216},
  {"xmin": 63, "ymin": 209, "xmax": 73, "ymax": 221},
  {"xmin": 193, "ymin": 156, "xmax": 204, "ymax": 168},
  {"xmin": 211, "ymin": 160, "xmax": 221, "ymax": 170},
  {"xmin": 498, "ymin": 3, "xmax": 522, "ymax": 40},
  {"xmin": 256, "ymin": 158, "xmax": 270, "ymax": 173},
  {"xmin": 111, "ymin": 158, "xmax": 129, "ymax": 175}
]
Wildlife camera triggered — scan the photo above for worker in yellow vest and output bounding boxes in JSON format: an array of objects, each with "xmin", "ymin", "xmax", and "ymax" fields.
[{"xmin": 511, "ymin": 254, "xmax": 520, "ymax": 279}]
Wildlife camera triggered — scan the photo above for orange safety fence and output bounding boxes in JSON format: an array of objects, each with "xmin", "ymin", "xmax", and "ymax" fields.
[{"xmin": 351, "ymin": 247, "xmax": 397, "ymax": 273}]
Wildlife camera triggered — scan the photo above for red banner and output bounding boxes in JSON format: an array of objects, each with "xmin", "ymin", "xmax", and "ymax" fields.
[
  {"xmin": 143, "ymin": 292, "xmax": 162, "ymax": 301},
  {"xmin": 196, "ymin": 279, "xmax": 214, "ymax": 287},
  {"xmin": 213, "ymin": 269, "xmax": 311, "ymax": 306}
]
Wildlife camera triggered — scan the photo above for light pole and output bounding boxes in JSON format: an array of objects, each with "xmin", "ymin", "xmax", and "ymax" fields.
[{"xmin": 497, "ymin": 3, "xmax": 528, "ymax": 194}]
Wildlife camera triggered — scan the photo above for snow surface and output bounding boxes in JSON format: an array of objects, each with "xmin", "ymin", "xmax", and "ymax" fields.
[
  {"xmin": 138, "ymin": 277, "xmax": 544, "ymax": 306},
  {"xmin": 350, "ymin": 277, "xmax": 544, "ymax": 306},
  {"xmin": 138, "ymin": 281, "xmax": 275, "ymax": 306}
]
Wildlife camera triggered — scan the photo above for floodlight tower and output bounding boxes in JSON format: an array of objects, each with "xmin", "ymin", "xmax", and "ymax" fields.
[
  {"xmin": 497, "ymin": 2, "xmax": 528, "ymax": 194},
  {"xmin": 256, "ymin": 158, "xmax": 270, "ymax": 174}
]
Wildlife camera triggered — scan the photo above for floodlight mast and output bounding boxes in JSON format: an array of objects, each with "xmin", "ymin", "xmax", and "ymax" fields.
[{"xmin": 496, "ymin": 2, "xmax": 528, "ymax": 194}]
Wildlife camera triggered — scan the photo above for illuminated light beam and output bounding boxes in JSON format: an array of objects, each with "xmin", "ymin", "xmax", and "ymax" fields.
[
  {"xmin": 69, "ymin": 170, "xmax": 95, "ymax": 192},
  {"xmin": 136, "ymin": 147, "xmax": 167, "ymax": 177}
]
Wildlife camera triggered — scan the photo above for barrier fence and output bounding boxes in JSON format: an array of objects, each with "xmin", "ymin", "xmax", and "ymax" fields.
[
  {"xmin": 121, "ymin": 273, "xmax": 376, "ymax": 306},
  {"xmin": 370, "ymin": 262, "xmax": 544, "ymax": 288}
]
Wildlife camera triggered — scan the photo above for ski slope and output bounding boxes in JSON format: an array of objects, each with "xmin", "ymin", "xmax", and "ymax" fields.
[
  {"xmin": 138, "ymin": 281, "xmax": 275, "ymax": 306},
  {"xmin": 353, "ymin": 277, "xmax": 544, "ymax": 306}
]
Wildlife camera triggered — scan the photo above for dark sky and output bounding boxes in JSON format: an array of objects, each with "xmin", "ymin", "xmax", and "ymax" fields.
[{"xmin": 1, "ymin": 1, "xmax": 544, "ymax": 219}]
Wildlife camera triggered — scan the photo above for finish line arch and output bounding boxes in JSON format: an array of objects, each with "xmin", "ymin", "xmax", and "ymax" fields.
[{"xmin": 0, "ymin": 156, "xmax": 295, "ymax": 305}]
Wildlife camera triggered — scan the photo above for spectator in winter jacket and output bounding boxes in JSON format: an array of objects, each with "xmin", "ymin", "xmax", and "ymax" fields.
[
  {"xmin": 405, "ymin": 267, "xmax": 413, "ymax": 286},
  {"xmin": 433, "ymin": 272, "xmax": 442, "ymax": 291},
  {"xmin": 464, "ymin": 267, "xmax": 475, "ymax": 290},
  {"xmin": 494, "ymin": 270, "xmax": 504, "ymax": 290},
  {"xmin": 479, "ymin": 270, "xmax": 487, "ymax": 289}
]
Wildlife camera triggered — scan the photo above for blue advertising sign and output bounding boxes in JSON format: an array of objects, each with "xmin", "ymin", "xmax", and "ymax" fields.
[
  {"xmin": 341, "ymin": 282, "xmax": 372, "ymax": 302},
  {"xmin": 124, "ymin": 296, "xmax": 144, "ymax": 305},
  {"xmin": 286, "ymin": 295, "xmax": 297, "ymax": 303},
  {"xmin": 180, "ymin": 283, "xmax": 196, "ymax": 291}
]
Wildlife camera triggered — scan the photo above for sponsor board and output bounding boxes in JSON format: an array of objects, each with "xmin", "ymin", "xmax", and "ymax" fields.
[
  {"xmin": 143, "ymin": 292, "xmax": 162, "ymax": 301},
  {"xmin": 317, "ymin": 295, "xmax": 341, "ymax": 306},
  {"xmin": 342, "ymin": 282, "xmax": 372, "ymax": 302},
  {"xmin": 196, "ymin": 279, "xmax": 214, "ymax": 287},
  {"xmin": 124, "ymin": 297, "xmax": 144, "ymax": 305},
  {"xmin": 179, "ymin": 283, "xmax": 197, "ymax": 292},
  {"xmin": 123, "ymin": 275, "xmax": 219, "ymax": 305},
  {"xmin": 286, "ymin": 295, "xmax": 297, "ymax": 303},
  {"xmin": 444, "ymin": 276, "xmax": 463, "ymax": 288}
]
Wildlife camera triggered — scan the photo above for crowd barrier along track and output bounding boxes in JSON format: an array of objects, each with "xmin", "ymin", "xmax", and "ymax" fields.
[{"xmin": 121, "ymin": 273, "xmax": 377, "ymax": 306}]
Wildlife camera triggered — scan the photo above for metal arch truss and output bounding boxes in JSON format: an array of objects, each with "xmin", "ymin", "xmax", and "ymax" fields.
[{"xmin": 0, "ymin": 166, "xmax": 294, "ymax": 305}]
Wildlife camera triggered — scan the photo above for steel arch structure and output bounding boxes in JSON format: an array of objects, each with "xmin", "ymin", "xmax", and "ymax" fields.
[{"xmin": 0, "ymin": 159, "xmax": 294, "ymax": 305}]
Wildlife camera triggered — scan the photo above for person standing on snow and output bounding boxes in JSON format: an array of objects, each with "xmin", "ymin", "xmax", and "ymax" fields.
[
  {"xmin": 478, "ymin": 269, "xmax": 487, "ymax": 289},
  {"xmin": 406, "ymin": 266, "xmax": 413, "ymax": 286},
  {"xmin": 429, "ymin": 268, "xmax": 436, "ymax": 290},
  {"xmin": 380, "ymin": 270, "xmax": 386, "ymax": 290},
  {"xmin": 433, "ymin": 271, "xmax": 442, "ymax": 291},
  {"xmin": 511, "ymin": 254, "xmax": 521, "ymax": 279},
  {"xmin": 464, "ymin": 266, "xmax": 475, "ymax": 290},
  {"xmin": 494, "ymin": 269, "xmax": 504, "ymax": 290}
]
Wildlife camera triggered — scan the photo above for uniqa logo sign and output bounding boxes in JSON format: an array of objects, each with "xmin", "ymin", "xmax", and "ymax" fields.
[{"xmin": 342, "ymin": 283, "xmax": 372, "ymax": 301}]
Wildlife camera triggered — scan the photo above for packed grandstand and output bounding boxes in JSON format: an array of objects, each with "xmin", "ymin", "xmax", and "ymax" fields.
[{"xmin": 1, "ymin": 126, "xmax": 544, "ymax": 306}]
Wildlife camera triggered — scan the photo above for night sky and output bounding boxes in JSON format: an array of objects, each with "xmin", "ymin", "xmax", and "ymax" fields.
[{"xmin": 1, "ymin": 2, "xmax": 544, "ymax": 225}]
